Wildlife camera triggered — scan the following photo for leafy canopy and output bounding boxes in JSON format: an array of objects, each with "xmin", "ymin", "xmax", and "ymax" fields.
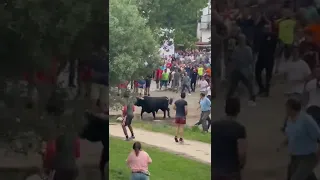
[
  {"xmin": 136, "ymin": 0, "xmax": 208, "ymax": 47},
  {"xmin": 0, "ymin": 0, "xmax": 106, "ymax": 154},
  {"xmin": 109, "ymin": 0, "xmax": 160, "ymax": 87},
  {"xmin": 0, "ymin": 0, "xmax": 93, "ymax": 76}
]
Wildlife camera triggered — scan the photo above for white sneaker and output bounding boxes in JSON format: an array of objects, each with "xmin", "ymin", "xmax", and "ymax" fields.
[
  {"xmin": 188, "ymin": 93, "xmax": 191, "ymax": 95},
  {"xmin": 248, "ymin": 101, "xmax": 256, "ymax": 106}
]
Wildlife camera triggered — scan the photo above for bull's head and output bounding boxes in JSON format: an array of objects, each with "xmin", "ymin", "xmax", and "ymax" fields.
[{"xmin": 135, "ymin": 96, "xmax": 145, "ymax": 107}]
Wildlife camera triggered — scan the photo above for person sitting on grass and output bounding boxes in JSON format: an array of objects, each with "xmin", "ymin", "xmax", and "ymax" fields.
[
  {"xmin": 173, "ymin": 92, "xmax": 188, "ymax": 143},
  {"xmin": 121, "ymin": 93, "xmax": 136, "ymax": 141},
  {"xmin": 127, "ymin": 142, "xmax": 152, "ymax": 180}
]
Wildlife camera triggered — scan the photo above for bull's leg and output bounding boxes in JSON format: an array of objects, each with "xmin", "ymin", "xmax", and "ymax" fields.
[
  {"xmin": 162, "ymin": 109, "xmax": 166, "ymax": 118},
  {"xmin": 152, "ymin": 111, "xmax": 156, "ymax": 119},
  {"xmin": 167, "ymin": 107, "xmax": 171, "ymax": 118},
  {"xmin": 140, "ymin": 110, "xmax": 145, "ymax": 119}
]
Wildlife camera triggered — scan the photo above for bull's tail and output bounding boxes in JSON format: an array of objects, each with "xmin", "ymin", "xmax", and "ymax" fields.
[{"xmin": 168, "ymin": 98, "xmax": 173, "ymax": 105}]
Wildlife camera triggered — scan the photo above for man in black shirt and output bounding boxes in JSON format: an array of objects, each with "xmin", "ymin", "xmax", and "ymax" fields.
[
  {"xmin": 211, "ymin": 97, "xmax": 247, "ymax": 180},
  {"xmin": 190, "ymin": 69, "xmax": 198, "ymax": 92},
  {"xmin": 255, "ymin": 24, "xmax": 277, "ymax": 97},
  {"xmin": 173, "ymin": 92, "xmax": 188, "ymax": 143}
]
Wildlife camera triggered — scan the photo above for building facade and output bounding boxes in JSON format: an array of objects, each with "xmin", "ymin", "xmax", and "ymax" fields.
[{"xmin": 196, "ymin": 2, "xmax": 211, "ymax": 45}]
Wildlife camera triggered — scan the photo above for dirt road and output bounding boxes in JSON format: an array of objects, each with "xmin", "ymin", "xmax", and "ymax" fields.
[{"xmin": 109, "ymin": 123, "xmax": 211, "ymax": 164}]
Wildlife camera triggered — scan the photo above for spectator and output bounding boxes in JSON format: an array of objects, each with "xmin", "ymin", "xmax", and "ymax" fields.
[
  {"xmin": 160, "ymin": 69, "xmax": 169, "ymax": 90},
  {"xmin": 199, "ymin": 76, "xmax": 209, "ymax": 94},
  {"xmin": 190, "ymin": 68, "xmax": 198, "ymax": 92},
  {"xmin": 127, "ymin": 142, "xmax": 152, "ymax": 180},
  {"xmin": 43, "ymin": 134, "xmax": 80, "ymax": 180},
  {"xmin": 173, "ymin": 92, "xmax": 188, "ymax": 143},
  {"xmin": 227, "ymin": 34, "xmax": 256, "ymax": 106},
  {"xmin": 121, "ymin": 93, "xmax": 135, "ymax": 141},
  {"xmin": 181, "ymin": 73, "xmax": 191, "ymax": 94},
  {"xmin": 90, "ymin": 50, "xmax": 108, "ymax": 114},
  {"xmin": 211, "ymin": 97, "xmax": 247, "ymax": 180},
  {"xmin": 197, "ymin": 92, "xmax": 211, "ymax": 132},
  {"xmin": 279, "ymin": 98, "xmax": 320, "ymax": 180}
]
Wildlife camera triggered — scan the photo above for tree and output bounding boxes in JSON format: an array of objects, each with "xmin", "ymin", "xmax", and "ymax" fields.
[
  {"xmin": 0, "ymin": 0, "xmax": 106, "ymax": 154},
  {"xmin": 109, "ymin": 0, "xmax": 160, "ymax": 105},
  {"xmin": 136, "ymin": 0, "xmax": 208, "ymax": 47}
]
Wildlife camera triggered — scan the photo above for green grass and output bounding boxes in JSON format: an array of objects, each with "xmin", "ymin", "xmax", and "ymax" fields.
[
  {"xmin": 109, "ymin": 137, "xmax": 211, "ymax": 180},
  {"xmin": 110, "ymin": 118, "xmax": 211, "ymax": 144}
]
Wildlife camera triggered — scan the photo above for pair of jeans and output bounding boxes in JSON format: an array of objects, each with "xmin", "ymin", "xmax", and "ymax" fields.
[{"xmin": 131, "ymin": 172, "xmax": 149, "ymax": 180}]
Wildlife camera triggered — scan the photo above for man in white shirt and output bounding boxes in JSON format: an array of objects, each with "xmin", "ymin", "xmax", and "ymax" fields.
[
  {"xmin": 306, "ymin": 78, "xmax": 320, "ymax": 127},
  {"xmin": 279, "ymin": 47, "xmax": 312, "ymax": 99},
  {"xmin": 206, "ymin": 85, "xmax": 211, "ymax": 99},
  {"xmin": 199, "ymin": 77, "xmax": 209, "ymax": 94}
]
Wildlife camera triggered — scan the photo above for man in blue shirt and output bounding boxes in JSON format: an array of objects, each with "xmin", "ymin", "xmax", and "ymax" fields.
[
  {"xmin": 280, "ymin": 98, "xmax": 320, "ymax": 180},
  {"xmin": 198, "ymin": 92, "xmax": 211, "ymax": 132}
]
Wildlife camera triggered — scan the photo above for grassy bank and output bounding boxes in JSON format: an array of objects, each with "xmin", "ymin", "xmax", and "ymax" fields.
[{"xmin": 109, "ymin": 137, "xmax": 211, "ymax": 180}]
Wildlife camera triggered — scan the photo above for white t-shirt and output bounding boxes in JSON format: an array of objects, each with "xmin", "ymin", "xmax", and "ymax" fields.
[
  {"xmin": 307, "ymin": 79, "xmax": 320, "ymax": 107},
  {"xmin": 206, "ymin": 86, "xmax": 211, "ymax": 96},
  {"xmin": 199, "ymin": 80, "xmax": 208, "ymax": 92},
  {"xmin": 279, "ymin": 60, "xmax": 311, "ymax": 93}
]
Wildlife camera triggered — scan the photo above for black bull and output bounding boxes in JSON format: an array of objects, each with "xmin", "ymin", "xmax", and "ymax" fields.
[
  {"xmin": 135, "ymin": 96, "xmax": 173, "ymax": 119},
  {"xmin": 80, "ymin": 112, "xmax": 108, "ymax": 180}
]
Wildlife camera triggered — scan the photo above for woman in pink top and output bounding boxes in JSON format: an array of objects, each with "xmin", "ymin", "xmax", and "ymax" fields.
[{"xmin": 126, "ymin": 142, "xmax": 152, "ymax": 180}]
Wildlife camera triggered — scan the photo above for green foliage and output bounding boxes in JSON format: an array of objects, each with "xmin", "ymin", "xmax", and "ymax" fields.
[
  {"xmin": 136, "ymin": 0, "xmax": 208, "ymax": 47},
  {"xmin": 0, "ymin": 0, "xmax": 93, "ymax": 76},
  {"xmin": 0, "ymin": 0, "xmax": 107, "ymax": 154},
  {"xmin": 109, "ymin": 0, "xmax": 160, "ymax": 87}
]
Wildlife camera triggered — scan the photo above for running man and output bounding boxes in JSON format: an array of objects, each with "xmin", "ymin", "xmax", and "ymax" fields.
[
  {"xmin": 121, "ymin": 93, "xmax": 135, "ymax": 141},
  {"xmin": 198, "ymin": 92, "xmax": 211, "ymax": 132},
  {"xmin": 181, "ymin": 72, "xmax": 191, "ymax": 94},
  {"xmin": 173, "ymin": 92, "xmax": 188, "ymax": 143}
]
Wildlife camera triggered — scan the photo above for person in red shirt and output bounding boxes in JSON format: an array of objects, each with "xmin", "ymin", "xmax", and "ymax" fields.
[
  {"xmin": 133, "ymin": 80, "xmax": 139, "ymax": 94},
  {"xmin": 155, "ymin": 68, "xmax": 163, "ymax": 89},
  {"xmin": 117, "ymin": 81, "xmax": 129, "ymax": 96},
  {"xmin": 166, "ymin": 61, "xmax": 172, "ymax": 69},
  {"xmin": 42, "ymin": 136, "xmax": 80, "ymax": 180}
]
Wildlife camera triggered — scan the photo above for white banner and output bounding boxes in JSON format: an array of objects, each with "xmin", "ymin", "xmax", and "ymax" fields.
[{"xmin": 159, "ymin": 39, "xmax": 175, "ymax": 58}]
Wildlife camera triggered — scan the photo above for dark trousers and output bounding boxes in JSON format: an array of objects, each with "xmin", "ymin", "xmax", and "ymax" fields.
[
  {"xmin": 195, "ymin": 115, "xmax": 211, "ymax": 130},
  {"xmin": 190, "ymin": 81, "xmax": 196, "ymax": 92},
  {"xmin": 255, "ymin": 59, "xmax": 274, "ymax": 93},
  {"xmin": 287, "ymin": 154, "xmax": 318, "ymax": 180},
  {"xmin": 227, "ymin": 70, "xmax": 255, "ymax": 101}
]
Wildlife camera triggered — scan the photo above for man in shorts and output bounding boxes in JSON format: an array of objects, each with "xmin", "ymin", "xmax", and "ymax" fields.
[
  {"xmin": 145, "ymin": 75, "xmax": 152, "ymax": 96},
  {"xmin": 137, "ymin": 79, "xmax": 146, "ymax": 96},
  {"xmin": 173, "ymin": 92, "xmax": 188, "ymax": 143},
  {"xmin": 121, "ymin": 93, "xmax": 135, "ymax": 141}
]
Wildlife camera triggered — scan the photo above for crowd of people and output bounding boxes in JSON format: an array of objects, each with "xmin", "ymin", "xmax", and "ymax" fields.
[{"xmin": 211, "ymin": 1, "xmax": 320, "ymax": 180}]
